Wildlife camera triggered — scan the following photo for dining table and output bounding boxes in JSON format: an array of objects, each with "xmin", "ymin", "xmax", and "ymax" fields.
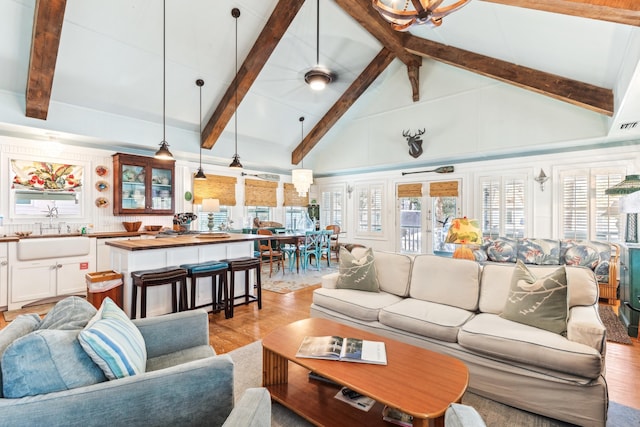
[{"xmin": 260, "ymin": 231, "xmax": 307, "ymax": 273}]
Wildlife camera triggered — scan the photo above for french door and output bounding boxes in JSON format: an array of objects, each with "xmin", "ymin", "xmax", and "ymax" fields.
[{"xmin": 397, "ymin": 180, "xmax": 461, "ymax": 255}]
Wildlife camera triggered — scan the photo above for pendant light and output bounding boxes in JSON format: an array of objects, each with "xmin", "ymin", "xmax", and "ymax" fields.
[
  {"xmin": 155, "ymin": 0, "xmax": 174, "ymax": 160},
  {"xmin": 229, "ymin": 8, "xmax": 243, "ymax": 169},
  {"xmin": 194, "ymin": 79, "xmax": 206, "ymax": 180},
  {"xmin": 304, "ymin": 0, "xmax": 333, "ymax": 91},
  {"xmin": 292, "ymin": 117, "xmax": 313, "ymax": 196}
]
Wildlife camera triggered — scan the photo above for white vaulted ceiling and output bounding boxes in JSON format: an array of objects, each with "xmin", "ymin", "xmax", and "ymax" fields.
[{"xmin": 0, "ymin": 0, "xmax": 638, "ymax": 175}]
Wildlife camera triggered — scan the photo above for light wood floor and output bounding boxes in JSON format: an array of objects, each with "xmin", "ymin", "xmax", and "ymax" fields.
[
  {"xmin": 1, "ymin": 287, "xmax": 637, "ymax": 410},
  {"xmin": 207, "ymin": 287, "xmax": 640, "ymax": 411}
]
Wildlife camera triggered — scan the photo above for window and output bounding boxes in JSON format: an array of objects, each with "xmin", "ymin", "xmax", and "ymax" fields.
[
  {"xmin": 247, "ymin": 206, "xmax": 271, "ymax": 223},
  {"xmin": 10, "ymin": 158, "xmax": 85, "ymax": 218},
  {"xmin": 560, "ymin": 168, "xmax": 623, "ymax": 241},
  {"xmin": 356, "ymin": 183, "xmax": 383, "ymax": 236},
  {"xmin": 284, "ymin": 206, "xmax": 305, "ymax": 230},
  {"xmin": 320, "ymin": 187, "xmax": 343, "ymax": 229},
  {"xmin": 196, "ymin": 206, "xmax": 230, "ymax": 231},
  {"xmin": 480, "ymin": 176, "xmax": 526, "ymax": 238}
]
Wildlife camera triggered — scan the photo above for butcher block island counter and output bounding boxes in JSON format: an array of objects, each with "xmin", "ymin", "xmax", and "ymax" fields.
[{"xmin": 107, "ymin": 233, "xmax": 259, "ymax": 317}]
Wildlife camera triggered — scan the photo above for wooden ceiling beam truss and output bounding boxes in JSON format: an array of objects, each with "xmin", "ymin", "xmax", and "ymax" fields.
[
  {"xmin": 404, "ymin": 36, "xmax": 614, "ymax": 116},
  {"xmin": 292, "ymin": 48, "xmax": 396, "ymax": 164},
  {"xmin": 201, "ymin": 0, "xmax": 305, "ymax": 150},
  {"xmin": 25, "ymin": 0, "xmax": 67, "ymax": 120},
  {"xmin": 481, "ymin": 0, "xmax": 640, "ymax": 27}
]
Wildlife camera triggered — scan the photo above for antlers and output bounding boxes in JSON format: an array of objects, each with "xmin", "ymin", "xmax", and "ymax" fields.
[{"xmin": 403, "ymin": 129, "xmax": 425, "ymax": 139}]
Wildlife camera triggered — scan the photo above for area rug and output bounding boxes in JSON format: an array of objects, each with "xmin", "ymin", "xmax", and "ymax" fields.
[
  {"xmin": 599, "ymin": 305, "xmax": 633, "ymax": 345},
  {"xmin": 261, "ymin": 266, "xmax": 338, "ymax": 294},
  {"xmin": 227, "ymin": 340, "xmax": 640, "ymax": 427}
]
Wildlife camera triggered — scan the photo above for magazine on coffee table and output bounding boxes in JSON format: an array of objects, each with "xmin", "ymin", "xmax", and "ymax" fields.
[{"xmin": 296, "ymin": 336, "xmax": 387, "ymax": 365}]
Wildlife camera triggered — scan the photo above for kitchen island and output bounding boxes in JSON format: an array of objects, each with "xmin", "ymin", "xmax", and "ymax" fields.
[{"xmin": 107, "ymin": 233, "xmax": 259, "ymax": 317}]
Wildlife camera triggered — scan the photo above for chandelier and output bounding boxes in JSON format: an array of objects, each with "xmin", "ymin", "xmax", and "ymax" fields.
[
  {"xmin": 292, "ymin": 117, "xmax": 313, "ymax": 197},
  {"xmin": 372, "ymin": 0, "xmax": 470, "ymax": 31}
]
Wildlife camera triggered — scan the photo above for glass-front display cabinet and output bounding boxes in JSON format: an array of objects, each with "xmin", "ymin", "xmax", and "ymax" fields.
[{"xmin": 112, "ymin": 153, "xmax": 175, "ymax": 215}]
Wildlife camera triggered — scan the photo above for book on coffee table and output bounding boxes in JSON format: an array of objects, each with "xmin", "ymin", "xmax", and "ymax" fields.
[{"xmin": 296, "ymin": 335, "xmax": 387, "ymax": 365}]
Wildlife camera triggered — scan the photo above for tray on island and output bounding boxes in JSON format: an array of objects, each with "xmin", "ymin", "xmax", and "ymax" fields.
[{"xmin": 196, "ymin": 232, "xmax": 231, "ymax": 239}]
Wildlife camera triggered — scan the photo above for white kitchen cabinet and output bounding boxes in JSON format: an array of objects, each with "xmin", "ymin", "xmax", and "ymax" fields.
[
  {"xmin": 0, "ymin": 243, "xmax": 8, "ymax": 309},
  {"xmin": 8, "ymin": 239, "xmax": 95, "ymax": 310}
]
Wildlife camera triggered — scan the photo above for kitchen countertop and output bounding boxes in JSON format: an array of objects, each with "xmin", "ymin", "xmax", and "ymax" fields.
[
  {"xmin": 2, "ymin": 231, "xmax": 158, "ymax": 240},
  {"xmin": 106, "ymin": 233, "xmax": 259, "ymax": 251}
]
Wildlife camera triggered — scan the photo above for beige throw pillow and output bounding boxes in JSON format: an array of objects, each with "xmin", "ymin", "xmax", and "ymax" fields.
[
  {"xmin": 336, "ymin": 247, "xmax": 380, "ymax": 292},
  {"xmin": 500, "ymin": 260, "xmax": 568, "ymax": 335}
]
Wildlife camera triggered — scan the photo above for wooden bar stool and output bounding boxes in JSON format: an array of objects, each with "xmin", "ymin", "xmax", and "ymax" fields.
[
  {"xmin": 130, "ymin": 266, "xmax": 188, "ymax": 319},
  {"xmin": 180, "ymin": 261, "xmax": 230, "ymax": 318},
  {"xmin": 221, "ymin": 256, "xmax": 261, "ymax": 318}
]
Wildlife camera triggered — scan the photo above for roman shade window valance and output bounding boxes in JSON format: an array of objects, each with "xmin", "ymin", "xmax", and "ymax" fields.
[
  {"xmin": 430, "ymin": 181, "xmax": 459, "ymax": 197},
  {"xmin": 283, "ymin": 183, "xmax": 309, "ymax": 206},
  {"xmin": 244, "ymin": 179, "xmax": 277, "ymax": 207},
  {"xmin": 193, "ymin": 174, "xmax": 237, "ymax": 205},
  {"xmin": 397, "ymin": 183, "xmax": 422, "ymax": 198}
]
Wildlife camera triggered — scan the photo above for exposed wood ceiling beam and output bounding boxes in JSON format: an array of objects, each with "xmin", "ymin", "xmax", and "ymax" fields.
[
  {"xmin": 481, "ymin": 0, "xmax": 640, "ymax": 27},
  {"xmin": 25, "ymin": 0, "xmax": 67, "ymax": 120},
  {"xmin": 201, "ymin": 0, "xmax": 305, "ymax": 150},
  {"xmin": 404, "ymin": 35, "xmax": 614, "ymax": 116},
  {"xmin": 292, "ymin": 48, "xmax": 396, "ymax": 164},
  {"xmin": 333, "ymin": 0, "xmax": 421, "ymax": 100}
]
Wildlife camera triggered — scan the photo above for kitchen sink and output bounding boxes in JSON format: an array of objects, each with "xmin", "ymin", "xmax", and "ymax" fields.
[{"xmin": 17, "ymin": 236, "xmax": 91, "ymax": 260}]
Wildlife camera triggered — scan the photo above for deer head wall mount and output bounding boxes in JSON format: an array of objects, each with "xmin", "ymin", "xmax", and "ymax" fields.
[{"xmin": 403, "ymin": 129, "xmax": 426, "ymax": 158}]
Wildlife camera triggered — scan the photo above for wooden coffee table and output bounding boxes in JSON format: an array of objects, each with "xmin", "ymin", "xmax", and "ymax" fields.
[{"xmin": 262, "ymin": 318, "xmax": 468, "ymax": 427}]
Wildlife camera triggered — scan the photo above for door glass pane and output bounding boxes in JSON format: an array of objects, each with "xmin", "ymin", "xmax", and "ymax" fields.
[
  {"xmin": 399, "ymin": 198, "xmax": 421, "ymax": 253},
  {"xmin": 432, "ymin": 196, "xmax": 457, "ymax": 255}
]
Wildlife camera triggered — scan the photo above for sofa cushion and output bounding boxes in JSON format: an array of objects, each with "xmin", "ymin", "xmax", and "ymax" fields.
[
  {"xmin": 517, "ymin": 238, "xmax": 560, "ymax": 265},
  {"xmin": 500, "ymin": 261, "xmax": 568, "ymax": 335},
  {"xmin": 146, "ymin": 345, "xmax": 215, "ymax": 372},
  {"xmin": 485, "ymin": 237, "xmax": 517, "ymax": 262},
  {"xmin": 410, "ymin": 255, "xmax": 480, "ymax": 311},
  {"xmin": 336, "ymin": 247, "xmax": 380, "ymax": 292},
  {"xmin": 479, "ymin": 263, "xmax": 597, "ymax": 315},
  {"xmin": 459, "ymin": 313, "xmax": 603, "ymax": 380},
  {"xmin": 379, "ymin": 299, "xmax": 475, "ymax": 343},
  {"xmin": 2, "ymin": 329, "xmax": 107, "ymax": 398},
  {"xmin": 38, "ymin": 296, "xmax": 97, "ymax": 330},
  {"xmin": 78, "ymin": 298, "xmax": 147, "ymax": 380},
  {"xmin": 371, "ymin": 250, "xmax": 413, "ymax": 297},
  {"xmin": 561, "ymin": 240, "xmax": 611, "ymax": 284},
  {"xmin": 313, "ymin": 288, "xmax": 403, "ymax": 322},
  {"xmin": 0, "ymin": 314, "xmax": 41, "ymax": 398}
]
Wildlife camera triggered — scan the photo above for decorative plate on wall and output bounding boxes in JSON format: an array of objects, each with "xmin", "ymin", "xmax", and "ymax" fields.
[
  {"xmin": 95, "ymin": 197, "xmax": 109, "ymax": 208},
  {"xmin": 95, "ymin": 181, "xmax": 109, "ymax": 192},
  {"xmin": 95, "ymin": 165, "xmax": 108, "ymax": 177}
]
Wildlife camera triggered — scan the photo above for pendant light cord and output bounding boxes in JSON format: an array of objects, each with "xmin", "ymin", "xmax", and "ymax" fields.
[
  {"xmin": 162, "ymin": 0, "xmax": 166, "ymax": 143},
  {"xmin": 300, "ymin": 116, "xmax": 305, "ymax": 168},
  {"xmin": 315, "ymin": 0, "xmax": 319, "ymax": 66},
  {"xmin": 199, "ymin": 82, "xmax": 202, "ymax": 165},
  {"xmin": 234, "ymin": 8, "xmax": 238, "ymax": 156}
]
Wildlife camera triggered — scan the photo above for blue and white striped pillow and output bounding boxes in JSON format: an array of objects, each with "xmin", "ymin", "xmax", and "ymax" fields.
[{"xmin": 78, "ymin": 298, "xmax": 146, "ymax": 380}]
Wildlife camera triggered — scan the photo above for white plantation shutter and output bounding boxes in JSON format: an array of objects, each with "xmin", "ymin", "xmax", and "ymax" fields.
[
  {"xmin": 480, "ymin": 176, "xmax": 525, "ymax": 238},
  {"xmin": 561, "ymin": 169, "xmax": 623, "ymax": 241},
  {"xmin": 320, "ymin": 188, "xmax": 344, "ymax": 228},
  {"xmin": 357, "ymin": 183, "xmax": 384, "ymax": 236}
]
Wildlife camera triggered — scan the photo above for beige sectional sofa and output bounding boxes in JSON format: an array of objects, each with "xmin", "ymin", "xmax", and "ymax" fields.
[{"xmin": 310, "ymin": 248, "xmax": 608, "ymax": 427}]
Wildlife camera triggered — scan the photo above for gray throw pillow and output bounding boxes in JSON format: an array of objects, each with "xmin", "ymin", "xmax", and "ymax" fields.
[
  {"xmin": 336, "ymin": 247, "xmax": 380, "ymax": 292},
  {"xmin": 38, "ymin": 296, "xmax": 97, "ymax": 330},
  {"xmin": 500, "ymin": 260, "xmax": 568, "ymax": 335},
  {"xmin": 0, "ymin": 314, "xmax": 41, "ymax": 398},
  {"xmin": 2, "ymin": 329, "xmax": 107, "ymax": 398}
]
